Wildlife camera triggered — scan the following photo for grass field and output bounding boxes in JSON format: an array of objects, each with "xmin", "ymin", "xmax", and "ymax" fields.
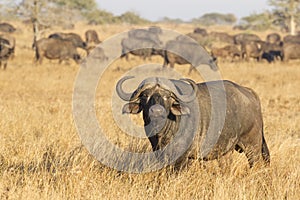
[{"xmin": 0, "ymin": 22, "xmax": 299, "ymax": 199}]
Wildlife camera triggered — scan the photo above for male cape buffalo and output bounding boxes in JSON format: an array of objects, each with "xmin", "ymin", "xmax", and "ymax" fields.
[
  {"xmin": 211, "ymin": 45, "xmax": 241, "ymax": 62},
  {"xmin": 116, "ymin": 76, "xmax": 270, "ymax": 168},
  {"xmin": 282, "ymin": 43, "xmax": 300, "ymax": 61},
  {"xmin": 0, "ymin": 35, "xmax": 15, "ymax": 69},
  {"xmin": 85, "ymin": 29, "xmax": 101, "ymax": 55},
  {"xmin": 35, "ymin": 38, "xmax": 81, "ymax": 64},
  {"xmin": 163, "ymin": 39, "xmax": 218, "ymax": 74},
  {"xmin": 128, "ymin": 28, "xmax": 162, "ymax": 46},
  {"xmin": 266, "ymin": 33, "xmax": 281, "ymax": 44},
  {"xmin": 48, "ymin": 32, "xmax": 87, "ymax": 50},
  {"xmin": 121, "ymin": 37, "xmax": 162, "ymax": 61},
  {"xmin": 234, "ymin": 33, "xmax": 261, "ymax": 45},
  {"xmin": 0, "ymin": 34, "xmax": 15, "ymax": 60}
]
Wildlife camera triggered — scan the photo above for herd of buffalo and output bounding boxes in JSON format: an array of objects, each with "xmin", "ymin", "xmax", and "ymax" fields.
[
  {"xmin": 2, "ymin": 21, "xmax": 299, "ymax": 169},
  {"xmin": 1, "ymin": 22, "xmax": 300, "ymax": 70},
  {"xmin": 0, "ymin": 22, "xmax": 101, "ymax": 69},
  {"xmin": 121, "ymin": 26, "xmax": 300, "ymax": 67}
]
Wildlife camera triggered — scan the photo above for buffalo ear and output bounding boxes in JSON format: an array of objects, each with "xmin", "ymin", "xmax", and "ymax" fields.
[
  {"xmin": 170, "ymin": 103, "xmax": 190, "ymax": 116},
  {"xmin": 122, "ymin": 102, "xmax": 142, "ymax": 114}
]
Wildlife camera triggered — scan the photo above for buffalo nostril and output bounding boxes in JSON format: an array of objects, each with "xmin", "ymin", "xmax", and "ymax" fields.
[{"xmin": 149, "ymin": 104, "xmax": 167, "ymax": 118}]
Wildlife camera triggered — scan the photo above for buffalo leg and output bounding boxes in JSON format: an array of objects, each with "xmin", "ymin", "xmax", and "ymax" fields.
[
  {"xmin": 239, "ymin": 126, "xmax": 270, "ymax": 167},
  {"xmin": 162, "ymin": 59, "xmax": 168, "ymax": 68},
  {"xmin": 261, "ymin": 134, "xmax": 270, "ymax": 165}
]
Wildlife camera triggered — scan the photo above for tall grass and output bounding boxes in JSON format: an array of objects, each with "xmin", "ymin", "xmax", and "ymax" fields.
[{"xmin": 0, "ymin": 22, "xmax": 299, "ymax": 199}]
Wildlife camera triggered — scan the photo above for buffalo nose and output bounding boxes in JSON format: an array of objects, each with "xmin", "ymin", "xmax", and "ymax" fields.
[{"xmin": 149, "ymin": 104, "xmax": 167, "ymax": 118}]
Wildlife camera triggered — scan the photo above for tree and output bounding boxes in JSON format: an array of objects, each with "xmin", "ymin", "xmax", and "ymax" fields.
[
  {"xmin": 240, "ymin": 12, "xmax": 273, "ymax": 31},
  {"xmin": 269, "ymin": 0, "xmax": 300, "ymax": 34},
  {"xmin": 117, "ymin": 11, "xmax": 150, "ymax": 25},
  {"xmin": 191, "ymin": 13, "xmax": 237, "ymax": 26},
  {"xmin": 0, "ymin": 0, "xmax": 19, "ymax": 20},
  {"xmin": 52, "ymin": 0, "xmax": 97, "ymax": 14},
  {"xmin": 15, "ymin": 0, "xmax": 93, "ymax": 47}
]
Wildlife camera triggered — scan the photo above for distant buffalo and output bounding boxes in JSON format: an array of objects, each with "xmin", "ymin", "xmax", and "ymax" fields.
[
  {"xmin": 234, "ymin": 33, "xmax": 261, "ymax": 45},
  {"xmin": 163, "ymin": 39, "xmax": 218, "ymax": 74},
  {"xmin": 266, "ymin": 33, "xmax": 281, "ymax": 44},
  {"xmin": 193, "ymin": 27, "xmax": 208, "ymax": 36},
  {"xmin": 48, "ymin": 32, "xmax": 87, "ymax": 50},
  {"xmin": 241, "ymin": 41, "xmax": 274, "ymax": 63},
  {"xmin": 0, "ymin": 22, "xmax": 16, "ymax": 33},
  {"xmin": 211, "ymin": 45, "xmax": 240, "ymax": 61},
  {"xmin": 121, "ymin": 37, "xmax": 162, "ymax": 61},
  {"xmin": 85, "ymin": 30, "xmax": 101, "ymax": 54},
  {"xmin": 0, "ymin": 36, "xmax": 15, "ymax": 69},
  {"xmin": 0, "ymin": 34, "xmax": 15, "ymax": 60},
  {"xmin": 241, "ymin": 41, "xmax": 261, "ymax": 61},
  {"xmin": 116, "ymin": 76, "xmax": 270, "ymax": 168},
  {"xmin": 176, "ymin": 33, "xmax": 211, "ymax": 47},
  {"xmin": 35, "ymin": 38, "xmax": 81, "ymax": 64},
  {"xmin": 148, "ymin": 26, "xmax": 163, "ymax": 35},
  {"xmin": 259, "ymin": 41, "xmax": 283, "ymax": 61},
  {"xmin": 128, "ymin": 28, "xmax": 162, "ymax": 45},
  {"xmin": 85, "ymin": 29, "xmax": 101, "ymax": 44},
  {"xmin": 283, "ymin": 35, "xmax": 300, "ymax": 44},
  {"xmin": 210, "ymin": 31, "xmax": 235, "ymax": 44},
  {"xmin": 282, "ymin": 43, "xmax": 300, "ymax": 62}
]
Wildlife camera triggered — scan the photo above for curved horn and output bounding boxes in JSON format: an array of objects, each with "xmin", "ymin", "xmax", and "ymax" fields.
[
  {"xmin": 116, "ymin": 76, "xmax": 135, "ymax": 101},
  {"xmin": 175, "ymin": 78, "xmax": 198, "ymax": 103},
  {"xmin": 0, "ymin": 38, "xmax": 12, "ymax": 49}
]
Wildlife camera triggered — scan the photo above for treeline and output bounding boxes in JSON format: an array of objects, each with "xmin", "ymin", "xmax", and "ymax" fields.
[{"xmin": 0, "ymin": 0, "xmax": 299, "ymax": 33}]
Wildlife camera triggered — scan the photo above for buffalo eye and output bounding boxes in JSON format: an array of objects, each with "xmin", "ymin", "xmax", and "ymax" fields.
[{"xmin": 140, "ymin": 93, "xmax": 148, "ymax": 101}]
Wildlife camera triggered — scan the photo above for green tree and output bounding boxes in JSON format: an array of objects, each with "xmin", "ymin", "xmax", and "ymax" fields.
[
  {"xmin": 117, "ymin": 11, "xmax": 150, "ymax": 25},
  {"xmin": 269, "ymin": 0, "xmax": 300, "ymax": 34},
  {"xmin": 0, "ymin": 0, "xmax": 19, "ymax": 20},
  {"xmin": 192, "ymin": 13, "xmax": 237, "ymax": 26},
  {"xmin": 241, "ymin": 12, "xmax": 273, "ymax": 31},
  {"xmin": 52, "ymin": 0, "xmax": 97, "ymax": 13}
]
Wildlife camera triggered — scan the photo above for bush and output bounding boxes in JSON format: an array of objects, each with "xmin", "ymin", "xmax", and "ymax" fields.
[{"xmin": 192, "ymin": 13, "xmax": 237, "ymax": 26}]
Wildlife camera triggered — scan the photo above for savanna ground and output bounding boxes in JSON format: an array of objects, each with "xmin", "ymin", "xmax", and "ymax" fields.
[{"xmin": 0, "ymin": 22, "xmax": 299, "ymax": 199}]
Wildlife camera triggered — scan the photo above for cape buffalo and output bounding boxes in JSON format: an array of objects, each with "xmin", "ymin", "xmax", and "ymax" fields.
[
  {"xmin": 163, "ymin": 39, "xmax": 218, "ymax": 74},
  {"xmin": 211, "ymin": 45, "xmax": 241, "ymax": 62},
  {"xmin": 282, "ymin": 43, "xmax": 300, "ymax": 61},
  {"xmin": 259, "ymin": 41, "xmax": 283, "ymax": 61},
  {"xmin": 48, "ymin": 32, "xmax": 86, "ymax": 50},
  {"xmin": 148, "ymin": 26, "xmax": 163, "ymax": 35},
  {"xmin": 234, "ymin": 33, "xmax": 261, "ymax": 45},
  {"xmin": 283, "ymin": 35, "xmax": 300, "ymax": 44},
  {"xmin": 85, "ymin": 30, "xmax": 101, "ymax": 55},
  {"xmin": 0, "ymin": 35, "xmax": 15, "ymax": 69},
  {"xmin": 120, "ymin": 37, "xmax": 162, "ymax": 61},
  {"xmin": 0, "ymin": 34, "xmax": 15, "ymax": 60},
  {"xmin": 210, "ymin": 32, "xmax": 235, "ymax": 44},
  {"xmin": 241, "ymin": 41, "xmax": 263, "ymax": 62},
  {"xmin": 241, "ymin": 41, "xmax": 275, "ymax": 63},
  {"xmin": 116, "ymin": 77, "xmax": 270, "ymax": 168},
  {"xmin": 85, "ymin": 29, "xmax": 101, "ymax": 45},
  {"xmin": 193, "ymin": 28, "xmax": 208, "ymax": 36},
  {"xmin": 128, "ymin": 29, "xmax": 162, "ymax": 45},
  {"xmin": 180, "ymin": 33, "xmax": 211, "ymax": 47},
  {"xmin": 266, "ymin": 33, "xmax": 281, "ymax": 44},
  {"xmin": 35, "ymin": 38, "xmax": 81, "ymax": 64}
]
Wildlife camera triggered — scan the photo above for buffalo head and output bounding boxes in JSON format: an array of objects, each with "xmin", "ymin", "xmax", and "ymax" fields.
[{"xmin": 116, "ymin": 76, "xmax": 197, "ymax": 151}]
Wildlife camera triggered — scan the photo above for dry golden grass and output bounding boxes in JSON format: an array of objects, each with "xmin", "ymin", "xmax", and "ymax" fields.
[{"xmin": 0, "ymin": 22, "xmax": 299, "ymax": 200}]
